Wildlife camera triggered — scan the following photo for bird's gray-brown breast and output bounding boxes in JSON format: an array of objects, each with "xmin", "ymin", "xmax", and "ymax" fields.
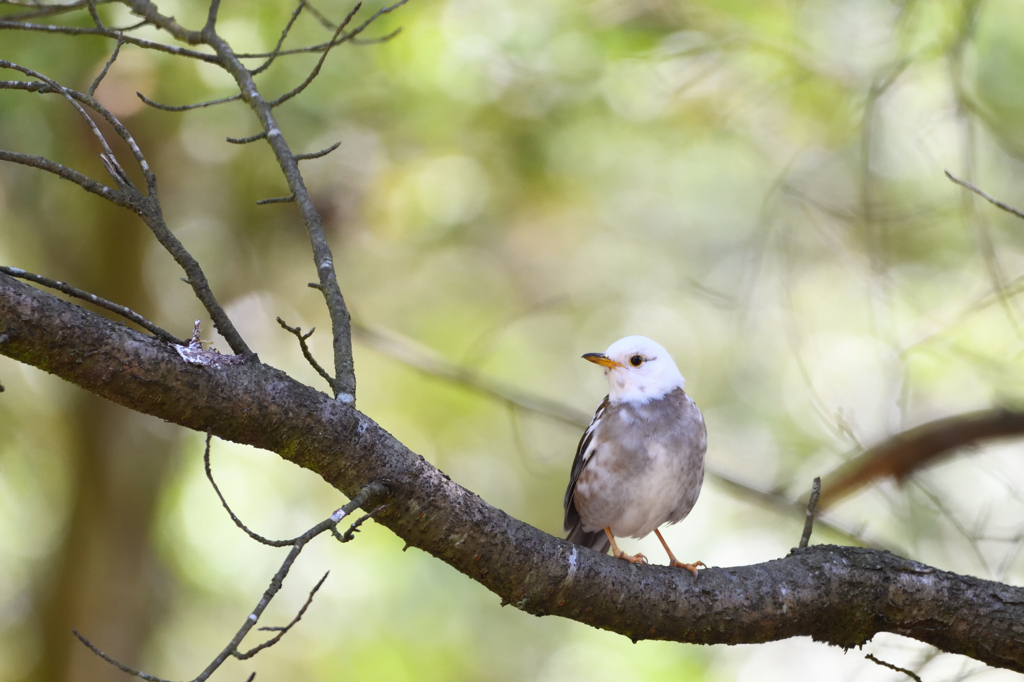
[{"xmin": 567, "ymin": 387, "xmax": 706, "ymax": 540}]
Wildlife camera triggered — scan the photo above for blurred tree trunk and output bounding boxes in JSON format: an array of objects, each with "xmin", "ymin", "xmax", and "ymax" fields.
[{"xmin": 29, "ymin": 184, "xmax": 179, "ymax": 682}]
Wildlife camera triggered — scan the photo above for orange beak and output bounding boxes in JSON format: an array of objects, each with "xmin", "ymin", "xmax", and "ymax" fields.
[{"xmin": 582, "ymin": 352, "xmax": 625, "ymax": 369}]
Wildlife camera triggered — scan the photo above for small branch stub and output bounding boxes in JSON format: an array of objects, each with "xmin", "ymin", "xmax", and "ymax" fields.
[
  {"xmin": 799, "ymin": 476, "xmax": 821, "ymax": 549},
  {"xmin": 175, "ymin": 320, "xmax": 245, "ymax": 368}
]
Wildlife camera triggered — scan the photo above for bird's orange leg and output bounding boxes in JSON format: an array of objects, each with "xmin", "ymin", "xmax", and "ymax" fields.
[
  {"xmin": 654, "ymin": 528, "xmax": 705, "ymax": 577},
  {"xmin": 604, "ymin": 527, "xmax": 647, "ymax": 564}
]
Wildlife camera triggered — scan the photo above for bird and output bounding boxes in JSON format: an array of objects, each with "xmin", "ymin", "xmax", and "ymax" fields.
[{"xmin": 563, "ymin": 335, "xmax": 707, "ymax": 575}]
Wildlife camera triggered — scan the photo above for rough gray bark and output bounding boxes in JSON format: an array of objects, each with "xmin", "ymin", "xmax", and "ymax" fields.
[{"xmin": 1, "ymin": 271, "xmax": 1023, "ymax": 672}]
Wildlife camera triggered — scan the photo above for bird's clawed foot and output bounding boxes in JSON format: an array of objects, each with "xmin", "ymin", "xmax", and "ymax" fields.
[
  {"xmin": 613, "ymin": 549, "xmax": 648, "ymax": 564},
  {"xmin": 669, "ymin": 559, "xmax": 706, "ymax": 577},
  {"xmin": 655, "ymin": 529, "xmax": 704, "ymax": 577},
  {"xmin": 604, "ymin": 527, "xmax": 648, "ymax": 564}
]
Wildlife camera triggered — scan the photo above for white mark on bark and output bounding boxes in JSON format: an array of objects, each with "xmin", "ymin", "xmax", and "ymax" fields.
[{"xmin": 566, "ymin": 547, "xmax": 579, "ymax": 584}]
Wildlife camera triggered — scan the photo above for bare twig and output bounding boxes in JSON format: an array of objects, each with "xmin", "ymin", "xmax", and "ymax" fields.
[
  {"xmin": 347, "ymin": 28, "xmax": 402, "ymax": 46},
  {"xmin": 353, "ymin": 321, "xmax": 591, "ymax": 428},
  {"xmin": 945, "ymin": 170, "xmax": 1024, "ymax": 221},
  {"xmin": 276, "ymin": 317, "xmax": 335, "ymax": 391},
  {"xmin": 235, "ymin": 572, "xmax": 328, "ymax": 660},
  {"xmin": 203, "ymin": 0, "xmax": 221, "ymax": 33},
  {"xmin": 203, "ymin": 433, "xmax": 297, "ymax": 547},
  {"xmin": 22, "ymin": 73, "xmax": 257, "ymax": 358},
  {"xmin": 99, "ymin": 151, "xmax": 135, "ymax": 191},
  {"xmin": 0, "ymin": 59, "xmax": 117, "ymax": 161},
  {"xmin": 301, "ymin": 0, "xmax": 337, "ymax": 29},
  {"xmin": 72, "ymin": 630, "xmax": 173, "ymax": 682},
  {"xmin": 0, "ymin": 148, "xmax": 125, "ymax": 205},
  {"xmin": 866, "ymin": 653, "xmax": 924, "ymax": 682},
  {"xmin": 136, "ymin": 202, "xmax": 252, "ymax": 356},
  {"xmin": 912, "ymin": 479, "xmax": 991, "ymax": 575},
  {"xmin": 85, "ymin": 2, "xmax": 147, "ymax": 34},
  {"xmin": 256, "ymin": 195, "xmax": 295, "ymax": 205},
  {"xmin": 295, "ymin": 141, "xmax": 341, "ymax": 161},
  {"xmin": 226, "ymin": 131, "xmax": 267, "ymax": 145},
  {"xmin": 249, "ymin": 0, "xmax": 306, "ymax": 76},
  {"xmin": 268, "ymin": 3, "xmax": 360, "ymax": 108},
  {"xmin": 0, "ymin": 69, "xmax": 152, "ymax": 187},
  {"xmin": 88, "ymin": 35, "xmax": 124, "ymax": 96},
  {"xmin": 334, "ymin": 504, "xmax": 386, "ymax": 543},
  {"xmin": 0, "ymin": 266, "xmax": 185, "ymax": 344},
  {"xmin": 799, "ymin": 477, "xmax": 821, "ymax": 549},
  {"xmin": 86, "ymin": 0, "xmax": 145, "ymax": 32},
  {"xmin": 949, "ymin": 80, "xmax": 1024, "ymax": 336},
  {"xmin": 76, "ymin": 434, "xmax": 388, "ymax": 681},
  {"xmin": 136, "ymin": 90, "xmax": 241, "ymax": 112},
  {"xmin": 0, "ymin": 20, "xmax": 221, "ymax": 63},
  {"xmin": 232, "ymin": 0, "xmax": 409, "ymax": 60},
  {"xmin": 0, "ymin": 0, "xmax": 109, "ymax": 21}
]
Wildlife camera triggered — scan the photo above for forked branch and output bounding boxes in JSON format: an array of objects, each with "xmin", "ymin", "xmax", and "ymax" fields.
[
  {"xmin": 72, "ymin": 433, "xmax": 388, "ymax": 682},
  {"xmin": 0, "ymin": 55, "xmax": 250, "ymax": 355}
]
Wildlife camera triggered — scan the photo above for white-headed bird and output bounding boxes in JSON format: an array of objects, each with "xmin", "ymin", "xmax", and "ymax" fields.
[{"xmin": 564, "ymin": 336, "xmax": 707, "ymax": 575}]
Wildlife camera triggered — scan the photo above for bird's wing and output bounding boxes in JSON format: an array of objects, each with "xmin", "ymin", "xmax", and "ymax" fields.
[{"xmin": 563, "ymin": 396, "xmax": 608, "ymax": 529}]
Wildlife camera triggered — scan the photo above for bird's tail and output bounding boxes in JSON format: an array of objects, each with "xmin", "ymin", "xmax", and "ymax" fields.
[{"xmin": 565, "ymin": 520, "xmax": 611, "ymax": 555}]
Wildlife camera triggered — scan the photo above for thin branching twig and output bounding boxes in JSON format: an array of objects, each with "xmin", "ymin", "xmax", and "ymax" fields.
[
  {"xmin": 277, "ymin": 317, "xmax": 335, "ymax": 391},
  {"xmin": 295, "ymin": 141, "xmax": 341, "ymax": 161},
  {"xmin": 136, "ymin": 91, "xmax": 241, "ymax": 112},
  {"xmin": 226, "ymin": 131, "xmax": 267, "ymax": 145},
  {"xmin": 0, "ymin": 19, "xmax": 221, "ymax": 62},
  {"xmin": 268, "ymin": 3, "xmax": 360, "ymax": 108},
  {"xmin": 250, "ymin": 0, "xmax": 306, "ymax": 76},
  {"xmin": 256, "ymin": 195, "xmax": 295, "ymax": 205},
  {"xmin": 1, "ymin": 0, "xmax": 109, "ymax": 22},
  {"xmin": 0, "ymin": 266, "xmax": 185, "ymax": 344},
  {"xmin": 866, "ymin": 653, "xmax": 925, "ymax": 682},
  {"xmin": 76, "ymin": 434, "xmax": 388, "ymax": 681},
  {"xmin": 87, "ymin": 34, "xmax": 123, "ymax": 95},
  {"xmin": 945, "ymin": 170, "xmax": 1024, "ymax": 222}
]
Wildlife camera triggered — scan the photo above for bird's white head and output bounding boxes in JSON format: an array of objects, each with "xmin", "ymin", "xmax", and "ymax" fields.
[{"xmin": 582, "ymin": 335, "xmax": 686, "ymax": 405}]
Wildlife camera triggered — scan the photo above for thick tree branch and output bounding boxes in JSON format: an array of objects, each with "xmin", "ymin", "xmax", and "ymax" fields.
[{"xmin": 2, "ymin": 272, "xmax": 1022, "ymax": 671}]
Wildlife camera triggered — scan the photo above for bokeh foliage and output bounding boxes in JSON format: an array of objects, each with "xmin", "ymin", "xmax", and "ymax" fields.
[{"xmin": 2, "ymin": 0, "xmax": 1024, "ymax": 680}]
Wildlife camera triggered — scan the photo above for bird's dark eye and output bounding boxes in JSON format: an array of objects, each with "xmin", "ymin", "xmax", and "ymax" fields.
[{"xmin": 630, "ymin": 355, "xmax": 643, "ymax": 367}]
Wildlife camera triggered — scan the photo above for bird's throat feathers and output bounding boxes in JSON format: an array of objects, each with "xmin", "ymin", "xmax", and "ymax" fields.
[{"xmin": 605, "ymin": 366, "xmax": 686, "ymax": 405}]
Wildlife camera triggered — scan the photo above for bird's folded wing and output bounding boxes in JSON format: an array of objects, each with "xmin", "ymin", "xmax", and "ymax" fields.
[{"xmin": 563, "ymin": 396, "xmax": 608, "ymax": 529}]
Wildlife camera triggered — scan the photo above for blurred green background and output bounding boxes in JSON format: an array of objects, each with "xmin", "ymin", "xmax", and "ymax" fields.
[{"xmin": 2, "ymin": 0, "xmax": 1024, "ymax": 680}]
